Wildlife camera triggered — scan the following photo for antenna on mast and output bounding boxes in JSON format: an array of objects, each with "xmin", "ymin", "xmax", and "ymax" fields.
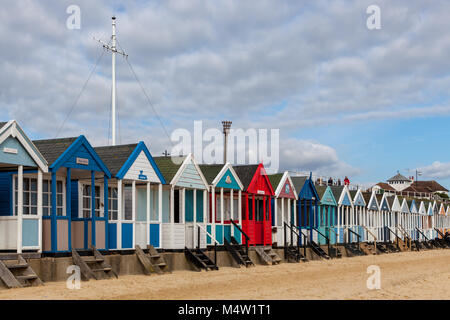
[{"xmin": 94, "ymin": 16, "xmax": 128, "ymax": 146}]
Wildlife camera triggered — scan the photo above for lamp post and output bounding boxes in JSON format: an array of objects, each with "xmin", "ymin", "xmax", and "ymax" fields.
[{"xmin": 222, "ymin": 121, "xmax": 232, "ymax": 163}]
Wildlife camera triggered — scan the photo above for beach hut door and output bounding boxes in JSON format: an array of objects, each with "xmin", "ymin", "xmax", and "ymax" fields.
[{"xmin": 135, "ymin": 187, "xmax": 148, "ymax": 248}]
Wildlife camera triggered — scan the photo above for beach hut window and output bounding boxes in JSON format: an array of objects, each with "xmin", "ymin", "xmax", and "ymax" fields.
[
  {"xmin": 123, "ymin": 185, "xmax": 132, "ymax": 220},
  {"xmin": 82, "ymin": 185, "xmax": 101, "ymax": 218},
  {"xmin": 247, "ymin": 197, "xmax": 253, "ymax": 220},
  {"xmin": 233, "ymin": 197, "xmax": 239, "ymax": 220},
  {"xmin": 14, "ymin": 177, "xmax": 64, "ymax": 216},
  {"xmin": 108, "ymin": 187, "xmax": 118, "ymax": 220},
  {"xmin": 151, "ymin": 186, "xmax": 158, "ymax": 221},
  {"xmin": 215, "ymin": 195, "xmax": 222, "ymax": 222}
]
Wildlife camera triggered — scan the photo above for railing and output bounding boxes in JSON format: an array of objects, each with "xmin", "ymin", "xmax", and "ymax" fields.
[
  {"xmin": 231, "ymin": 220, "xmax": 250, "ymax": 257},
  {"xmin": 344, "ymin": 226, "xmax": 361, "ymax": 247},
  {"xmin": 415, "ymin": 227, "xmax": 429, "ymax": 242},
  {"xmin": 288, "ymin": 223, "xmax": 308, "ymax": 258},
  {"xmin": 434, "ymin": 227, "xmax": 445, "ymax": 238},
  {"xmin": 312, "ymin": 227, "xmax": 331, "ymax": 256},
  {"xmin": 397, "ymin": 225, "xmax": 411, "ymax": 249},
  {"xmin": 196, "ymin": 223, "xmax": 218, "ymax": 265},
  {"xmin": 386, "ymin": 227, "xmax": 399, "ymax": 250},
  {"xmin": 362, "ymin": 226, "xmax": 377, "ymax": 252}
]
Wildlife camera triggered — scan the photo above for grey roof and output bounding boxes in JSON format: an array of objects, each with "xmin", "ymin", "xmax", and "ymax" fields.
[
  {"xmin": 291, "ymin": 176, "xmax": 308, "ymax": 194},
  {"xmin": 233, "ymin": 165, "xmax": 259, "ymax": 190},
  {"xmin": 387, "ymin": 173, "xmax": 411, "ymax": 182},
  {"xmin": 386, "ymin": 195, "xmax": 395, "ymax": 207},
  {"xmin": 198, "ymin": 164, "xmax": 224, "ymax": 185},
  {"xmin": 329, "ymin": 185, "xmax": 345, "ymax": 201},
  {"xmin": 315, "ymin": 185, "xmax": 328, "ymax": 199},
  {"xmin": 33, "ymin": 137, "xmax": 78, "ymax": 165},
  {"xmin": 153, "ymin": 156, "xmax": 186, "ymax": 184},
  {"xmin": 267, "ymin": 173, "xmax": 284, "ymax": 191},
  {"xmin": 94, "ymin": 144, "xmax": 138, "ymax": 176},
  {"xmin": 0, "ymin": 122, "xmax": 8, "ymax": 130},
  {"xmin": 362, "ymin": 192, "xmax": 372, "ymax": 205}
]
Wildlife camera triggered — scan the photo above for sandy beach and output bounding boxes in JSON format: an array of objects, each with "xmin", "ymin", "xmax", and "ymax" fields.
[{"xmin": 1, "ymin": 249, "xmax": 449, "ymax": 300}]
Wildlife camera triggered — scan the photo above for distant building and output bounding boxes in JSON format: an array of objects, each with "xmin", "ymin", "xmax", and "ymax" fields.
[
  {"xmin": 386, "ymin": 172, "xmax": 412, "ymax": 191},
  {"xmin": 372, "ymin": 171, "xmax": 449, "ymax": 200}
]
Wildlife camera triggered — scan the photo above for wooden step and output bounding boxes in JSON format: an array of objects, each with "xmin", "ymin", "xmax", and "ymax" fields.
[
  {"xmin": 83, "ymin": 258, "xmax": 104, "ymax": 263},
  {"xmin": 91, "ymin": 267, "xmax": 112, "ymax": 272},
  {"xmin": 16, "ymin": 275, "xmax": 38, "ymax": 281},
  {"xmin": 6, "ymin": 264, "xmax": 28, "ymax": 269}
]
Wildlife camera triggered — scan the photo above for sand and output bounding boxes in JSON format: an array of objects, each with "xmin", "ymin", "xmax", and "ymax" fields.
[{"xmin": 1, "ymin": 249, "xmax": 449, "ymax": 300}]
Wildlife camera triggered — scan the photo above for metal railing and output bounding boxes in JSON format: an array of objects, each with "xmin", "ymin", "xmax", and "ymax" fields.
[
  {"xmin": 196, "ymin": 223, "xmax": 218, "ymax": 265},
  {"xmin": 312, "ymin": 227, "xmax": 331, "ymax": 256},
  {"xmin": 344, "ymin": 226, "xmax": 361, "ymax": 246},
  {"xmin": 231, "ymin": 220, "xmax": 250, "ymax": 257}
]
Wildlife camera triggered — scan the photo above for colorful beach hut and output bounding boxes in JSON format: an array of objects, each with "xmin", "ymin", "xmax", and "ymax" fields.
[
  {"xmin": 153, "ymin": 154, "xmax": 209, "ymax": 250},
  {"xmin": 268, "ymin": 171, "xmax": 298, "ymax": 246},
  {"xmin": 94, "ymin": 142, "xmax": 166, "ymax": 250},
  {"xmin": 199, "ymin": 163, "xmax": 243, "ymax": 245},
  {"xmin": 233, "ymin": 164, "xmax": 274, "ymax": 246},
  {"xmin": 363, "ymin": 191, "xmax": 380, "ymax": 242},
  {"xmin": 32, "ymin": 136, "xmax": 111, "ymax": 253},
  {"xmin": 330, "ymin": 185, "xmax": 352, "ymax": 243},
  {"xmin": 350, "ymin": 189, "xmax": 366, "ymax": 241},
  {"xmin": 292, "ymin": 175, "xmax": 320, "ymax": 243},
  {"xmin": 315, "ymin": 185, "xmax": 337, "ymax": 245},
  {"xmin": 0, "ymin": 120, "xmax": 48, "ymax": 253}
]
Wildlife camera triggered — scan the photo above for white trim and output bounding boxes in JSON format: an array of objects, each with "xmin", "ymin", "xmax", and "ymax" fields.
[
  {"xmin": 0, "ymin": 121, "xmax": 48, "ymax": 172},
  {"xmin": 170, "ymin": 153, "xmax": 209, "ymax": 189},
  {"xmin": 274, "ymin": 171, "xmax": 298, "ymax": 200},
  {"xmin": 352, "ymin": 189, "xmax": 366, "ymax": 206},
  {"xmin": 211, "ymin": 162, "xmax": 244, "ymax": 190}
]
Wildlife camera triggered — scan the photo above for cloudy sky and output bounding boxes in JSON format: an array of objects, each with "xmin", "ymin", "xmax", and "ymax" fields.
[{"xmin": 1, "ymin": 0, "xmax": 450, "ymax": 188}]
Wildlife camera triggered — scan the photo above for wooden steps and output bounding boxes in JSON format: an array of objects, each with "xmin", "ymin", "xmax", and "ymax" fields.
[
  {"xmin": 285, "ymin": 245, "xmax": 308, "ymax": 263},
  {"xmin": 359, "ymin": 242, "xmax": 377, "ymax": 255},
  {"xmin": 224, "ymin": 237, "xmax": 254, "ymax": 267},
  {"xmin": 135, "ymin": 245, "xmax": 169, "ymax": 275},
  {"xmin": 184, "ymin": 247, "xmax": 218, "ymax": 271},
  {"xmin": 255, "ymin": 246, "xmax": 282, "ymax": 265},
  {"xmin": 0, "ymin": 255, "xmax": 43, "ymax": 288},
  {"xmin": 72, "ymin": 247, "xmax": 118, "ymax": 281}
]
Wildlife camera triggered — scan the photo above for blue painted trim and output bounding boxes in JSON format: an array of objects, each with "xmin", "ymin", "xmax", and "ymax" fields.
[
  {"xmin": 50, "ymin": 135, "xmax": 111, "ymax": 178},
  {"xmin": 104, "ymin": 175, "xmax": 109, "ymax": 250},
  {"xmin": 51, "ymin": 171, "xmax": 57, "ymax": 252},
  {"xmin": 115, "ymin": 141, "xmax": 166, "ymax": 184},
  {"xmin": 91, "ymin": 170, "xmax": 96, "ymax": 248},
  {"xmin": 67, "ymin": 168, "xmax": 72, "ymax": 251}
]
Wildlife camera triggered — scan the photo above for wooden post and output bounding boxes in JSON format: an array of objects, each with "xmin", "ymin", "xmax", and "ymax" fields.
[
  {"xmin": 238, "ymin": 190, "xmax": 242, "ymax": 226},
  {"xmin": 170, "ymin": 186, "xmax": 175, "ymax": 248},
  {"xmin": 37, "ymin": 169, "xmax": 43, "ymax": 253},
  {"xmin": 117, "ymin": 179, "xmax": 122, "ymax": 250},
  {"xmin": 211, "ymin": 186, "xmax": 216, "ymax": 241},
  {"xmin": 17, "ymin": 165, "xmax": 23, "ymax": 253},
  {"xmin": 181, "ymin": 188, "xmax": 185, "ymax": 224},
  {"xmin": 91, "ymin": 171, "xmax": 96, "ymax": 248},
  {"xmin": 146, "ymin": 182, "xmax": 150, "ymax": 245},
  {"xmin": 230, "ymin": 189, "xmax": 234, "ymax": 236},
  {"xmin": 103, "ymin": 175, "xmax": 108, "ymax": 250},
  {"xmin": 66, "ymin": 168, "xmax": 71, "ymax": 251},
  {"xmin": 131, "ymin": 180, "xmax": 136, "ymax": 248},
  {"xmin": 220, "ymin": 188, "xmax": 224, "ymax": 224},
  {"xmin": 193, "ymin": 189, "xmax": 197, "ymax": 248},
  {"xmin": 51, "ymin": 171, "xmax": 57, "ymax": 252}
]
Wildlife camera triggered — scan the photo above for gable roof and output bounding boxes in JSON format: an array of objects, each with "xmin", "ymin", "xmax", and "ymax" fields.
[
  {"xmin": 233, "ymin": 165, "xmax": 259, "ymax": 190},
  {"xmin": 95, "ymin": 144, "xmax": 137, "ymax": 176},
  {"xmin": 330, "ymin": 185, "xmax": 345, "ymax": 202},
  {"xmin": 0, "ymin": 120, "xmax": 48, "ymax": 171},
  {"xmin": 95, "ymin": 142, "xmax": 166, "ymax": 183},
  {"xmin": 291, "ymin": 176, "xmax": 307, "ymax": 193},
  {"xmin": 268, "ymin": 173, "xmax": 283, "ymax": 191},
  {"xmin": 34, "ymin": 136, "xmax": 111, "ymax": 176},
  {"xmin": 33, "ymin": 137, "xmax": 78, "ymax": 165},
  {"xmin": 387, "ymin": 173, "xmax": 411, "ymax": 182},
  {"xmin": 200, "ymin": 163, "xmax": 243, "ymax": 190},
  {"xmin": 403, "ymin": 181, "xmax": 449, "ymax": 193},
  {"xmin": 374, "ymin": 182, "xmax": 396, "ymax": 192},
  {"xmin": 292, "ymin": 175, "xmax": 320, "ymax": 200},
  {"xmin": 153, "ymin": 156, "xmax": 186, "ymax": 183},
  {"xmin": 199, "ymin": 164, "xmax": 224, "ymax": 185}
]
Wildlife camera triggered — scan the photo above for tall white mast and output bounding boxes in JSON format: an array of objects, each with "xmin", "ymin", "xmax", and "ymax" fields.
[
  {"xmin": 111, "ymin": 17, "xmax": 117, "ymax": 146},
  {"xmin": 95, "ymin": 16, "xmax": 127, "ymax": 146}
]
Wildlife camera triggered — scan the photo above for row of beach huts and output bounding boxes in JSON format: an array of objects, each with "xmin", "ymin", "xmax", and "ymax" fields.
[{"xmin": 0, "ymin": 119, "xmax": 449, "ymax": 287}]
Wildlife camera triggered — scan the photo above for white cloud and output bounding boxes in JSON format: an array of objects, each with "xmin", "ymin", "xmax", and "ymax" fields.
[{"xmin": 418, "ymin": 161, "xmax": 450, "ymax": 180}]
